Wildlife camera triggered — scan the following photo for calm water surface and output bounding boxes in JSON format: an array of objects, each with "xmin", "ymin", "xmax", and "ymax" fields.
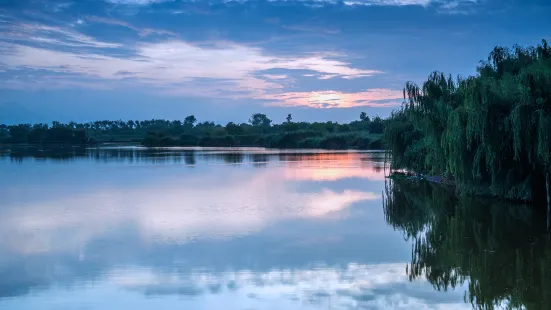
[{"xmin": 0, "ymin": 146, "xmax": 549, "ymax": 310}]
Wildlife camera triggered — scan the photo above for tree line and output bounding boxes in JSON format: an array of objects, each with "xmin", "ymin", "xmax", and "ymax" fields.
[
  {"xmin": 0, "ymin": 113, "xmax": 387, "ymax": 150},
  {"xmin": 384, "ymin": 40, "xmax": 551, "ymax": 203}
]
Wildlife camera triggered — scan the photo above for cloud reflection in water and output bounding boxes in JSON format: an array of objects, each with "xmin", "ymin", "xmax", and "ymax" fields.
[{"xmin": 0, "ymin": 149, "xmax": 467, "ymax": 309}]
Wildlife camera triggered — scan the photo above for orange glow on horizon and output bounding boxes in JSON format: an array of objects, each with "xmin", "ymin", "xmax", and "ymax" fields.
[{"xmin": 260, "ymin": 89, "xmax": 402, "ymax": 108}]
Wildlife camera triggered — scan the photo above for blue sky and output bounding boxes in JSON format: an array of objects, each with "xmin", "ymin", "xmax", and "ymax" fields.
[{"xmin": 0, "ymin": 0, "xmax": 549, "ymax": 124}]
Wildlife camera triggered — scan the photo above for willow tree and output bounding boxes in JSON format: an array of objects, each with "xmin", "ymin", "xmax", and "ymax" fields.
[{"xmin": 385, "ymin": 40, "xmax": 551, "ymax": 203}]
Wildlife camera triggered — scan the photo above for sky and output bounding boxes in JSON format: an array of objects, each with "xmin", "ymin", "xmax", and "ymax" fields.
[{"xmin": 0, "ymin": 0, "xmax": 550, "ymax": 124}]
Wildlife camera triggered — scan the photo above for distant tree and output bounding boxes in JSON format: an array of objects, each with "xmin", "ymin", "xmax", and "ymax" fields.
[
  {"xmin": 360, "ymin": 112, "xmax": 369, "ymax": 122},
  {"xmin": 286, "ymin": 114, "xmax": 293, "ymax": 123},
  {"xmin": 225, "ymin": 122, "xmax": 243, "ymax": 135},
  {"xmin": 182, "ymin": 115, "xmax": 197, "ymax": 132},
  {"xmin": 249, "ymin": 113, "xmax": 272, "ymax": 127},
  {"xmin": 127, "ymin": 120, "xmax": 135, "ymax": 129},
  {"xmin": 184, "ymin": 115, "xmax": 197, "ymax": 126}
]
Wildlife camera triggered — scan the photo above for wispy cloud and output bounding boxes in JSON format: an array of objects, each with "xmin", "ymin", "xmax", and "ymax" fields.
[
  {"xmin": 261, "ymin": 89, "xmax": 403, "ymax": 108},
  {"xmin": 0, "ymin": 16, "xmax": 389, "ymax": 107},
  {"xmin": 318, "ymin": 74, "xmax": 338, "ymax": 80},
  {"xmin": 263, "ymin": 74, "xmax": 288, "ymax": 80},
  {"xmin": 281, "ymin": 23, "xmax": 341, "ymax": 35},
  {"xmin": 0, "ymin": 22, "xmax": 121, "ymax": 48},
  {"xmin": 105, "ymin": 0, "xmax": 169, "ymax": 4},
  {"xmin": 1, "ymin": 74, "xmax": 113, "ymax": 91},
  {"xmin": 85, "ymin": 16, "xmax": 178, "ymax": 37},
  {"xmin": 343, "ymin": 0, "xmax": 480, "ymax": 12},
  {"xmin": 95, "ymin": 0, "xmax": 477, "ymax": 10},
  {"xmin": 342, "ymin": 0, "xmax": 432, "ymax": 6}
]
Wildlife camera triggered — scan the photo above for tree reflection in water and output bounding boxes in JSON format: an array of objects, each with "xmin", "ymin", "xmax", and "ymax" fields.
[{"xmin": 383, "ymin": 179, "xmax": 551, "ymax": 309}]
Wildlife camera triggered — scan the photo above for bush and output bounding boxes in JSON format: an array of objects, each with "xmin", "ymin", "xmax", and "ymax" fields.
[
  {"xmin": 319, "ymin": 133, "xmax": 357, "ymax": 149},
  {"xmin": 198, "ymin": 135, "xmax": 235, "ymax": 147},
  {"xmin": 350, "ymin": 135, "xmax": 372, "ymax": 149},
  {"xmin": 180, "ymin": 134, "xmax": 199, "ymax": 146},
  {"xmin": 142, "ymin": 132, "xmax": 178, "ymax": 147},
  {"xmin": 369, "ymin": 136, "xmax": 384, "ymax": 149},
  {"xmin": 265, "ymin": 130, "xmax": 323, "ymax": 148},
  {"xmin": 234, "ymin": 135, "xmax": 263, "ymax": 146},
  {"xmin": 297, "ymin": 137, "xmax": 324, "ymax": 149}
]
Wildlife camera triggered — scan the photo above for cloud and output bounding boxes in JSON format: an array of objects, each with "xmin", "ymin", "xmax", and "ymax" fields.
[
  {"xmin": 101, "ymin": 0, "xmax": 471, "ymax": 8},
  {"xmin": 85, "ymin": 16, "xmax": 178, "ymax": 37},
  {"xmin": 342, "ymin": 0, "xmax": 433, "ymax": 6},
  {"xmin": 261, "ymin": 89, "xmax": 403, "ymax": 108},
  {"xmin": 1, "ymin": 75, "xmax": 113, "ymax": 91},
  {"xmin": 281, "ymin": 23, "xmax": 341, "ymax": 35},
  {"xmin": 318, "ymin": 74, "xmax": 338, "ymax": 80},
  {"xmin": 0, "ymin": 18, "xmax": 388, "ymax": 107},
  {"xmin": 263, "ymin": 74, "xmax": 288, "ymax": 80},
  {"xmin": 341, "ymin": 0, "xmax": 480, "ymax": 12},
  {"xmin": 105, "ymin": 0, "xmax": 171, "ymax": 4},
  {"xmin": 0, "ymin": 22, "xmax": 122, "ymax": 48},
  {"xmin": 99, "ymin": 0, "xmax": 479, "ymax": 11}
]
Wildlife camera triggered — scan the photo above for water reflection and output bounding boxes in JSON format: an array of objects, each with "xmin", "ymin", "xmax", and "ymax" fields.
[
  {"xmin": 0, "ymin": 145, "xmax": 387, "ymax": 165},
  {"xmin": 0, "ymin": 147, "xmax": 470, "ymax": 309},
  {"xmin": 383, "ymin": 178, "xmax": 551, "ymax": 309}
]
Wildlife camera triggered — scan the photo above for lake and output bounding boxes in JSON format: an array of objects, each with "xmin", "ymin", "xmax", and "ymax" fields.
[{"xmin": 0, "ymin": 146, "xmax": 549, "ymax": 310}]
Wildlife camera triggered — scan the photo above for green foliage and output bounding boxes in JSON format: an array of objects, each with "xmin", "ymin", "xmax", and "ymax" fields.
[
  {"xmin": 234, "ymin": 134, "xmax": 264, "ymax": 146},
  {"xmin": 295, "ymin": 132, "xmax": 380, "ymax": 150},
  {"xmin": 225, "ymin": 122, "xmax": 243, "ymax": 135},
  {"xmin": 2, "ymin": 123, "xmax": 94, "ymax": 145},
  {"xmin": 179, "ymin": 134, "xmax": 199, "ymax": 146},
  {"xmin": 297, "ymin": 137, "xmax": 324, "ymax": 148},
  {"xmin": 198, "ymin": 135, "xmax": 235, "ymax": 147},
  {"xmin": 384, "ymin": 40, "xmax": 551, "ymax": 202},
  {"xmin": 184, "ymin": 115, "xmax": 197, "ymax": 126},
  {"xmin": 142, "ymin": 132, "xmax": 177, "ymax": 147},
  {"xmin": 265, "ymin": 130, "xmax": 323, "ymax": 148},
  {"xmin": 249, "ymin": 113, "xmax": 272, "ymax": 127},
  {"xmin": 318, "ymin": 133, "xmax": 353, "ymax": 149}
]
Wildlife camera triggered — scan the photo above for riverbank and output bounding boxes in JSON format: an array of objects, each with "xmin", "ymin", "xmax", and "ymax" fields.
[{"xmin": 387, "ymin": 171, "xmax": 455, "ymax": 186}]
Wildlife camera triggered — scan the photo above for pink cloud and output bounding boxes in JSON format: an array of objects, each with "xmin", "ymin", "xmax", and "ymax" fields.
[{"xmin": 260, "ymin": 89, "xmax": 403, "ymax": 108}]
